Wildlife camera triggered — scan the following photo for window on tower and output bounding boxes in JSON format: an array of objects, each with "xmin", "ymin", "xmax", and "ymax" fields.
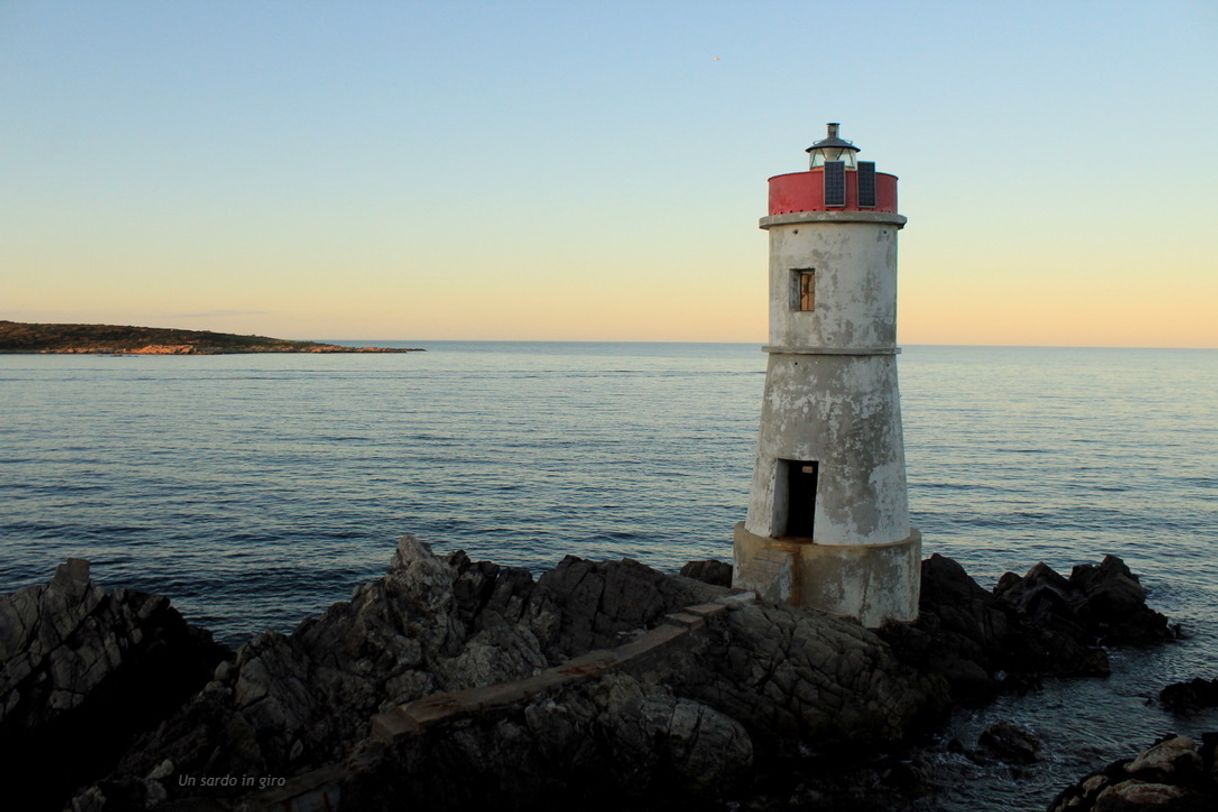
[{"xmin": 791, "ymin": 269, "xmax": 816, "ymax": 311}]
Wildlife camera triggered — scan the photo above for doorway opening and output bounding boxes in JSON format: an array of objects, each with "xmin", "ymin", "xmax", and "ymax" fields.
[{"xmin": 783, "ymin": 459, "xmax": 818, "ymax": 538}]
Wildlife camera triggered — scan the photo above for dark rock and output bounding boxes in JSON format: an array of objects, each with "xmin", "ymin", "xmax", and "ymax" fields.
[
  {"xmin": 677, "ymin": 602, "xmax": 951, "ymax": 750},
  {"xmin": 679, "ymin": 559, "xmax": 733, "ymax": 588},
  {"xmin": 996, "ymin": 555, "xmax": 1175, "ymax": 648},
  {"xmin": 106, "ymin": 536, "xmax": 564, "ymax": 802},
  {"xmin": 535, "ymin": 555, "xmax": 725, "ymax": 658},
  {"xmin": 879, "ymin": 554, "xmax": 1016, "ymax": 702},
  {"xmin": 995, "ymin": 561, "xmax": 1112, "ymax": 677},
  {"xmin": 883, "ymin": 553, "xmax": 1170, "ymax": 709},
  {"xmin": 344, "ymin": 672, "xmax": 754, "ymax": 811},
  {"xmin": 1070, "ymin": 556, "xmax": 1174, "ymax": 645},
  {"xmin": 66, "ymin": 541, "xmax": 737, "ymax": 808},
  {"xmin": 28, "ymin": 544, "xmax": 1176, "ymax": 811},
  {"xmin": 881, "ymin": 554, "xmax": 1107, "ymax": 705},
  {"xmin": 1093, "ymin": 780, "xmax": 1199, "ymax": 811},
  {"xmin": 0, "ymin": 559, "xmax": 230, "ymax": 811},
  {"xmin": 881, "ymin": 760, "xmax": 927, "ymax": 792},
  {"xmin": 68, "ymin": 539, "xmax": 955, "ymax": 810},
  {"xmin": 1048, "ymin": 733, "xmax": 1218, "ymax": 812},
  {"xmin": 995, "ymin": 562, "xmax": 1074, "ymax": 620},
  {"xmin": 743, "ymin": 755, "xmax": 932, "ymax": 812},
  {"xmin": 1160, "ymin": 678, "xmax": 1218, "ymax": 714},
  {"xmin": 1126, "ymin": 736, "xmax": 1202, "ymax": 782},
  {"xmin": 977, "ymin": 720, "xmax": 1040, "ymax": 764},
  {"xmin": 1201, "ymin": 732, "xmax": 1218, "ymax": 777}
]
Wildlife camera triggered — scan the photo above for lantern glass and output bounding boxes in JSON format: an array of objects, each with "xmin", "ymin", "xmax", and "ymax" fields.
[{"xmin": 809, "ymin": 149, "xmax": 857, "ymax": 170}]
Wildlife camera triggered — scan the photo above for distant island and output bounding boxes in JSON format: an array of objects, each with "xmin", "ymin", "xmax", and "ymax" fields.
[{"xmin": 0, "ymin": 320, "xmax": 423, "ymax": 355}]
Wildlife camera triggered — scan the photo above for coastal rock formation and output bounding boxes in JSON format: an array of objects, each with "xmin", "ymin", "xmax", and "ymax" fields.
[
  {"xmin": 0, "ymin": 542, "xmax": 1169, "ymax": 810},
  {"xmin": 1063, "ymin": 556, "xmax": 1177, "ymax": 644},
  {"xmin": 344, "ymin": 673, "xmax": 757, "ymax": 810},
  {"xmin": 0, "ymin": 319, "xmax": 422, "ymax": 355},
  {"xmin": 675, "ymin": 601, "xmax": 947, "ymax": 748},
  {"xmin": 66, "ymin": 538, "xmax": 949, "ymax": 810},
  {"xmin": 977, "ymin": 720, "xmax": 1041, "ymax": 764},
  {"xmin": 679, "ymin": 559, "xmax": 733, "ymax": 587},
  {"xmin": 1047, "ymin": 733, "xmax": 1217, "ymax": 811},
  {"xmin": 0, "ymin": 559, "xmax": 229, "ymax": 811},
  {"xmin": 880, "ymin": 554, "xmax": 1172, "ymax": 703},
  {"xmin": 1160, "ymin": 678, "xmax": 1218, "ymax": 714}
]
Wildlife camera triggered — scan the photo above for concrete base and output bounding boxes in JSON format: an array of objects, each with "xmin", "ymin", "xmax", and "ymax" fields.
[{"xmin": 732, "ymin": 522, "xmax": 921, "ymax": 627}]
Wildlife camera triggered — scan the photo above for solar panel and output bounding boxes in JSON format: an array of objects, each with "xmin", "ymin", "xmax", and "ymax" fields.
[
  {"xmin": 824, "ymin": 161, "xmax": 845, "ymax": 207},
  {"xmin": 857, "ymin": 161, "xmax": 876, "ymax": 208}
]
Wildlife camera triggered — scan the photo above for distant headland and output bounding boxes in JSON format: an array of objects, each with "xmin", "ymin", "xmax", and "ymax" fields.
[{"xmin": 0, "ymin": 320, "xmax": 423, "ymax": 355}]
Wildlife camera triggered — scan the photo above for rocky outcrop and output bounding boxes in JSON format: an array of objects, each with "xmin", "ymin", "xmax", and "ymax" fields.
[
  {"xmin": 881, "ymin": 555, "xmax": 1094, "ymax": 702},
  {"xmin": 676, "ymin": 601, "xmax": 948, "ymax": 751},
  {"xmin": 0, "ymin": 559, "xmax": 229, "ymax": 811},
  {"xmin": 992, "ymin": 556, "xmax": 1175, "ymax": 646},
  {"xmin": 0, "ymin": 543, "xmax": 1169, "ymax": 811},
  {"xmin": 530, "ymin": 553, "xmax": 727, "ymax": 659},
  {"xmin": 977, "ymin": 720, "xmax": 1041, "ymax": 764},
  {"xmin": 1160, "ymin": 678, "xmax": 1218, "ymax": 714},
  {"xmin": 0, "ymin": 319, "xmax": 422, "ymax": 354},
  {"xmin": 679, "ymin": 559, "xmax": 733, "ymax": 588},
  {"xmin": 67, "ymin": 538, "xmax": 951, "ymax": 810},
  {"xmin": 344, "ymin": 672, "xmax": 757, "ymax": 811},
  {"xmin": 880, "ymin": 554, "xmax": 1172, "ymax": 704},
  {"xmin": 1048, "ymin": 733, "xmax": 1217, "ymax": 811},
  {"xmin": 1061, "ymin": 556, "xmax": 1175, "ymax": 645}
]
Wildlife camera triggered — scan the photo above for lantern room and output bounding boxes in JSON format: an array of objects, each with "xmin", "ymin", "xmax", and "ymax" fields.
[
  {"xmin": 806, "ymin": 122, "xmax": 859, "ymax": 169},
  {"xmin": 768, "ymin": 122, "xmax": 899, "ymax": 215}
]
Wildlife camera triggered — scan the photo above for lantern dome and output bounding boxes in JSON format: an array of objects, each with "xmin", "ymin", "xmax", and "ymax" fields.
[{"xmin": 805, "ymin": 122, "xmax": 860, "ymax": 169}]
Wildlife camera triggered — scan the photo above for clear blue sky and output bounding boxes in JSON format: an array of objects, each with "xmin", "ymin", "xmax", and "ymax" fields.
[{"xmin": 2, "ymin": 1, "xmax": 1215, "ymax": 345}]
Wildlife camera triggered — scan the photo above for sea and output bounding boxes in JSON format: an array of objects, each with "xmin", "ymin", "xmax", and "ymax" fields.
[{"xmin": 1, "ymin": 342, "xmax": 1216, "ymax": 809}]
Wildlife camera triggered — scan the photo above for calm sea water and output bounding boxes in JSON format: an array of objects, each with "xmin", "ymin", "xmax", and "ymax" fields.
[{"xmin": 2, "ymin": 343, "xmax": 1216, "ymax": 808}]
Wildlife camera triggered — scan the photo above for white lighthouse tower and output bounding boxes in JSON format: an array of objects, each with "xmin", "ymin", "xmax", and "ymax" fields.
[{"xmin": 733, "ymin": 123, "xmax": 920, "ymax": 627}]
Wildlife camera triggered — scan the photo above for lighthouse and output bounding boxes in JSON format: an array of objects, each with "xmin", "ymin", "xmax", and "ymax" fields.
[{"xmin": 732, "ymin": 123, "xmax": 920, "ymax": 627}]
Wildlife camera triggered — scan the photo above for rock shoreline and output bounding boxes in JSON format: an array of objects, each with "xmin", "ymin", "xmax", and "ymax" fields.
[
  {"xmin": 0, "ymin": 539, "xmax": 1185, "ymax": 810},
  {"xmin": 1048, "ymin": 734, "xmax": 1218, "ymax": 811},
  {"xmin": 41, "ymin": 343, "xmax": 421, "ymax": 355},
  {"xmin": 0, "ymin": 320, "xmax": 423, "ymax": 354}
]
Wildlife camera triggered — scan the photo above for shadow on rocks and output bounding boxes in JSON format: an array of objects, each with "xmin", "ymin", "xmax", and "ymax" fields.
[
  {"xmin": 0, "ymin": 559, "xmax": 230, "ymax": 812},
  {"xmin": 878, "ymin": 554, "xmax": 1173, "ymax": 706}
]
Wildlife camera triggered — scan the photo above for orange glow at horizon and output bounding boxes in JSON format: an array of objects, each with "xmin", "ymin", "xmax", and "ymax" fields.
[{"xmin": 2, "ymin": 5, "xmax": 1215, "ymax": 349}]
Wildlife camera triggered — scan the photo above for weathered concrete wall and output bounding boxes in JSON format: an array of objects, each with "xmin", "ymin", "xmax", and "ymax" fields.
[
  {"xmin": 733, "ymin": 524, "xmax": 920, "ymax": 626},
  {"xmin": 766, "ymin": 216, "xmax": 904, "ymax": 351},
  {"xmin": 730, "ymin": 523, "xmax": 915, "ymax": 628},
  {"xmin": 743, "ymin": 353, "xmax": 909, "ymax": 544}
]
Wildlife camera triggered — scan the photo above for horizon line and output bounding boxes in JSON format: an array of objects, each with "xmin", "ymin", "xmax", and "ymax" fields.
[{"xmin": 314, "ymin": 338, "xmax": 1218, "ymax": 351}]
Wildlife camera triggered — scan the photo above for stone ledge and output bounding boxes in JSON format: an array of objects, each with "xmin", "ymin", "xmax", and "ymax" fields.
[
  {"xmin": 759, "ymin": 211, "xmax": 907, "ymax": 229},
  {"xmin": 369, "ymin": 707, "xmax": 420, "ymax": 742},
  {"xmin": 369, "ymin": 595, "xmax": 749, "ymax": 746},
  {"xmin": 762, "ymin": 345, "xmax": 901, "ymax": 356},
  {"xmin": 684, "ymin": 602, "xmax": 729, "ymax": 619},
  {"xmin": 665, "ymin": 611, "xmax": 705, "ymax": 629}
]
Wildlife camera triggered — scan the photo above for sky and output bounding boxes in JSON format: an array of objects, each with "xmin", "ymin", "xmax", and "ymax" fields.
[{"xmin": 1, "ymin": 1, "xmax": 1215, "ymax": 346}]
